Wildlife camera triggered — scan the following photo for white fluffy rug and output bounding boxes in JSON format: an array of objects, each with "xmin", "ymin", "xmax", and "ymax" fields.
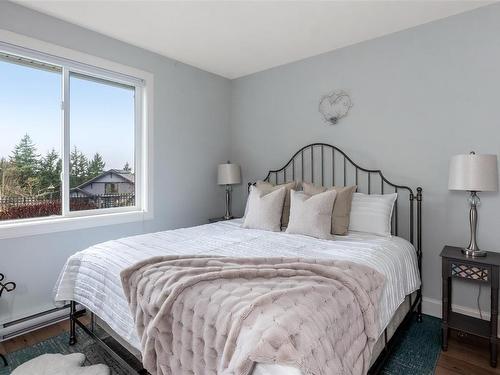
[{"xmin": 11, "ymin": 353, "xmax": 110, "ymax": 375}]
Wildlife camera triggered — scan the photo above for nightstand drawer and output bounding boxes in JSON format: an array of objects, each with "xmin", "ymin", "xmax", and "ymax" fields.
[{"xmin": 451, "ymin": 262, "xmax": 489, "ymax": 282}]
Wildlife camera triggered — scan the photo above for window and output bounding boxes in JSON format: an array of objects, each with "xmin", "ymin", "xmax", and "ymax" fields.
[
  {"xmin": 0, "ymin": 54, "xmax": 62, "ymax": 221},
  {"xmin": 69, "ymin": 73, "xmax": 135, "ymax": 212},
  {"xmin": 0, "ymin": 39, "xmax": 150, "ymax": 233},
  {"xmin": 105, "ymin": 183, "xmax": 118, "ymax": 195}
]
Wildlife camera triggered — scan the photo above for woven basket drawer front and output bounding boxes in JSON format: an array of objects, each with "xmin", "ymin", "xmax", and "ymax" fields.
[{"xmin": 451, "ymin": 263, "xmax": 489, "ymax": 282}]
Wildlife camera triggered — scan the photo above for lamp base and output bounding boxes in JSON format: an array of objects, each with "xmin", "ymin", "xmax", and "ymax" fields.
[
  {"xmin": 461, "ymin": 248, "xmax": 487, "ymax": 257},
  {"xmin": 223, "ymin": 185, "xmax": 233, "ymax": 221},
  {"xmin": 462, "ymin": 192, "xmax": 485, "ymax": 258}
]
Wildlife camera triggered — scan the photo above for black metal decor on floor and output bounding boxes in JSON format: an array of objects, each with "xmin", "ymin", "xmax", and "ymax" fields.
[{"xmin": 0, "ymin": 273, "xmax": 16, "ymax": 367}]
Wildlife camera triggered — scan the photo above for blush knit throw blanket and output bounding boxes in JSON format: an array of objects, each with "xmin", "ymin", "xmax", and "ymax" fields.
[{"xmin": 120, "ymin": 256, "xmax": 385, "ymax": 375}]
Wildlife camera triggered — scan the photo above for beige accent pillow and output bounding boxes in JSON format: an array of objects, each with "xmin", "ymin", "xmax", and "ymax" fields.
[
  {"xmin": 256, "ymin": 180, "xmax": 297, "ymax": 227},
  {"xmin": 242, "ymin": 186, "xmax": 287, "ymax": 232},
  {"xmin": 302, "ymin": 182, "xmax": 357, "ymax": 235},
  {"xmin": 286, "ymin": 190, "xmax": 337, "ymax": 240}
]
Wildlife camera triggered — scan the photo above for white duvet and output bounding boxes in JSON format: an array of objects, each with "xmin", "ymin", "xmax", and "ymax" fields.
[{"xmin": 54, "ymin": 219, "xmax": 420, "ymax": 375}]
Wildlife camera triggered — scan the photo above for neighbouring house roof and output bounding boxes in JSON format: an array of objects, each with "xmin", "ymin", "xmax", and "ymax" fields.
[
  {"xmin": 113, "ymin": 169, "xmax": 135, "ymax": 184},
  {"xmin": 70, "ymin": 187, "xmax": 93, "ymax": 196},
  {"xmin": 70, "ymin": 169, "xmax": 135, "ymax": 193}
]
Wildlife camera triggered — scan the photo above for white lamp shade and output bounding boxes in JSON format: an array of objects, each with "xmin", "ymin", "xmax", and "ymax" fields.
[
  {"xmin": 217, "ymin": 163, "xmax": 241, "ymax": 185},
  {"xmin": 448, "ymin": 153, "xmax": 498, "ymax": 192}
]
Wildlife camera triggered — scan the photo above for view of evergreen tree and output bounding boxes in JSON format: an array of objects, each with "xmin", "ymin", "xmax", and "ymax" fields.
[
  {"xmin": 0, "ymin": 135, "xmax": 129, "ymax": 197},
  {"xmin": 70, "ymin": 146, "xmax": 89, "ymax": 188},
  {"xmin": 9, "ymin": 134, "xmax": 40, "ymax": 194},
  {"xmin": 39, "ymin": 149, "xmax": 62, "ymax": 193},
  {"xmin": 88, "ymin": 153, "xmax": 106, "ymax": 179}
]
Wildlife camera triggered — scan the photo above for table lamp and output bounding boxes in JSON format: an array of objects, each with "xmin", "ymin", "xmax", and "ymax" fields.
[
  {"xmin": 448, "ymin": 152, "xmax": 498, "ymax": 257},
  {"xmin": 217, "ymin": 162, "xmax": 241, "ymax": 220}
]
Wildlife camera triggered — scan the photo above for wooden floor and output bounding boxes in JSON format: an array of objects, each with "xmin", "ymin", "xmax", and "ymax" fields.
[
  {"xmin": 1, "ymin": 319, "xmax": 499, "ymax": 374},
  {"xmin": 435, "ymin": 331, "xmax": 500, "ymax": 375},
  {"xmin": 0, "ymin": 315, "xmax": 89, "ymax": 356},
  {"xmin": 0, "ymin": 320, "xmax": 69, "ymax": 355}
]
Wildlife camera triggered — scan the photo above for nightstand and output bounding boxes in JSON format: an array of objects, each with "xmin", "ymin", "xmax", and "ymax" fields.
[
  {"xmin": 209, "ymin": 217, "xmax": 239, "ymax": 223},
  {"xmin": 441, "ymin": 245, "xmax": 500, "ymax": 367}
]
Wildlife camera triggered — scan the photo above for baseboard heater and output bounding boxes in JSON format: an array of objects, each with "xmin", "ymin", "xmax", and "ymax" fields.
[{"xmin": 0, "ymin": 304, "xmax": 82, "ymax": 341}]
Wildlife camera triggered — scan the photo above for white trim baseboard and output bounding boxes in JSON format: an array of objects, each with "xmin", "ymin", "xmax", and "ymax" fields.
[
  {"xmin": 422, "ymin": 296, "xmax": 500, "ymax": 336},
  {"xmin": 422, "ymin": 296, "xmax": 491, "ymax": 319},
  {"xmin": 1, "ymin": 307, "xmax": 69, "ymax": 341}
]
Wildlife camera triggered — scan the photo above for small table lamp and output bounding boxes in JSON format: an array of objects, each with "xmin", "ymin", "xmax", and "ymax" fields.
[
  {"xmin": 217, "ymin": 162, "xmax": 241, "ymax": 220},
  {"xmin": 448, "ymin": 152, "xmax": 498, "ymax": 257}
]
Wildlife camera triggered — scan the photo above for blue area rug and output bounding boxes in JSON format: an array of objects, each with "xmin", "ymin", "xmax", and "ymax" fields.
[
  {"xmin": 1, "ymin": 315, "xmax": 441, "ymax": 374},
  {"xmin": 381, "ymin": 315, "xmax": 441, "ymax": 375}
]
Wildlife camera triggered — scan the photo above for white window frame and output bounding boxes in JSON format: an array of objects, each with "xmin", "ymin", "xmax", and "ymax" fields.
[{"xmin": 0, "ymin": 30, "xmax": 154, "ymax": 240}]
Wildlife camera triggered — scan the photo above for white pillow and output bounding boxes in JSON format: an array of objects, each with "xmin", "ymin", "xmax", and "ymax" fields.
[
  {"xmin": 242, "ymin": 186, "xmax": 287, "ymax": 232},
  {"xmin": 285, "ymin": 189, "xmax": 337, "ymax": 240},
  {"xmin": 348, "ymin": 193, "xmax": 397, "ymax": 237}
]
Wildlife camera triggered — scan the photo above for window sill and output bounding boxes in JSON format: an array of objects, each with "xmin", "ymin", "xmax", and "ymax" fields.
[{"xmin": 0, "ymin": 210, "xmax": 152, "ymax": 240}]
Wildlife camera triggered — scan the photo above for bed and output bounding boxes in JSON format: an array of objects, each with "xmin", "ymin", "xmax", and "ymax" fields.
[{"xmin": 54, "ymin": 143, "xmax": 423, "ymax": 375}]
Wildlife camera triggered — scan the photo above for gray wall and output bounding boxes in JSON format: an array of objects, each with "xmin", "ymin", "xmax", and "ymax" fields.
[
  {"xmin": 230, "ymin": 4, "xmax": 500, "ymax": 312},
  {"xmin": 0, "ymin": 2, "xmax": 231, "ymax": 323}
]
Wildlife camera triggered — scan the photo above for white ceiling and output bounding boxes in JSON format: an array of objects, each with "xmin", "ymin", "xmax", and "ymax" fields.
[{"xmin": 14, "ymin": 0, "xmax": 493, "ymax": 79}]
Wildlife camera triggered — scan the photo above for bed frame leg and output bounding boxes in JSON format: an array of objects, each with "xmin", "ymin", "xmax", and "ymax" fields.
[
  {"xmin": 90, "ymin": 312, "xmax": 96, "ymax": 333},
  {"xmin": 417, "ymin": 294, "xmax": 423, "ymax": 323},
  {"xmin": 69, "ymin": 301, "xmax": 77, "ymax": 346}
]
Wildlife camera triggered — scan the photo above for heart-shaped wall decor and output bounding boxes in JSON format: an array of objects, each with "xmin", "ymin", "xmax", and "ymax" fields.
[{"xmin": 319, "ymin": 90, "xmax": 352, "ymax": 125}]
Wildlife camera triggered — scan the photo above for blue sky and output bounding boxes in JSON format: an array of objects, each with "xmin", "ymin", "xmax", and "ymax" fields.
[{"xmin": 0, "ymin": 59, "xmax": 134, "ymax": 170}]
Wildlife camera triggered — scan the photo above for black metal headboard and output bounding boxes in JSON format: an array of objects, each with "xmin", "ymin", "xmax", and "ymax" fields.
[{"xmin": 249, "ymin": 143, "xmax": 422, "ymax": 260}]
